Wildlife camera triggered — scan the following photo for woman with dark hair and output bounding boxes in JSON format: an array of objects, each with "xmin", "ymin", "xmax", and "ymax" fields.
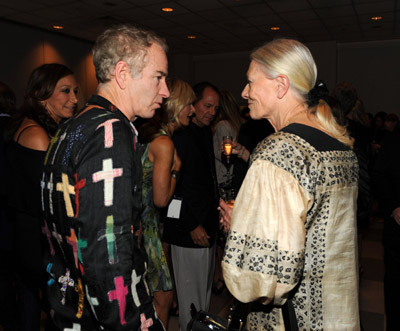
[
  {"xmin": 139, "ymin": 77, "xmax": 195, "ymax": 328},
  {"xmin": 5, "ymin": 63, "xmax": 78, "ymax": 330}
]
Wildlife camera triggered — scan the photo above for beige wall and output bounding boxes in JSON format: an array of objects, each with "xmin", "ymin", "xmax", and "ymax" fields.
[{"xmin": 1, "ymin": 20, "xmax": 96, "ymax": 109}]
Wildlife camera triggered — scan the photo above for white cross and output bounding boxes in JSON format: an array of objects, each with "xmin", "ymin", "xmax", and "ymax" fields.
[
  {"xmin": 63, "ymin": 323, "xmax": 81, "ymax": 330},
  {"xmin": 130, "ymin": 269, "xmax": 142, "ymax": 307},
  {"xmin": 92, "ymin": 159, "xmax": 122, "ymax": 207},
  {"xmin": 47, "ymin": 173, "xmax": 54, "ymax": 215},
  {"xmin": 85, "ymin": 285, "xmax": 99, "ymax": 319},
  {"xmin": 40, "ymin": 173, "xmax": 45, "ymax": 211}
]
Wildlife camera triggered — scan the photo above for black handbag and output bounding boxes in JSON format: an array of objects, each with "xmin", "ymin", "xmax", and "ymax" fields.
[{"xmin": 187, "ymin": 300, "xmax": 247, "ymax": 331}]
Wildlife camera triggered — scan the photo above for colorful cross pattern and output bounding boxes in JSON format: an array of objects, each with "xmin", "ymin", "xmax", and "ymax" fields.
[
  {"xmin": 62, "ymin": 125, "xmax": 84, "ymax": 167},
  {"xmin": 47, "ymin": 173, "xmax": 55, "ymax": 215},
  {"xmin": 44, "ymin": 129, "xmax": 61, "ymax": 165},
  {"xmin": 42, "ymin": 220, "xmax": 55, "ymax": 255},
  {"xmin": 46, "ymin": 263, "xmax": 55, "ymax": 286},
  {"xmin": 130, "ymin": 269, "xmax": 142, "ymax": 307},
  {"xmin": 85, "ymin": 285, "xmax": 99, "ymax": 320},
  {"xmin": 67, "ymin": 228, "xmax": 78, "ymax": 268},
  {"xmin": 74, "ymin": 173, "xmax": 86, "ymax": 218},
  {"xmin": 77, "ymin": 229, "xmax": 87, "ymax": 265},
  {"xmin": 64, "ymin": 323, "xmax": 81, "ymax": 330},
  {"xmin": 58, "ymin": 268, "xmax": 74, "ymax": 305},
  {"xmin": 92, "ymin": 159, "xmax": 122, "ymax": 207},
  {"xmin": 140, "ymin": 313, "xmax": 154, "ymax": 331},
  {"xmin": 96, "ymin": 119, "xmax": 120, "ymax": 148},
  {"xmin": 56, "ymin": 173, "xmax": 75, "ymax": 218},
  {"xmin": 97, "ymin": 215, "xmax": 122, "ymax": 265},
  {"xmin": 108, "ymin": 276, "xmax": 128, "ymax": 326},
  {"xmin": 52, "ymin": 223, "xmax": 63, "ymax": 250},
  {"xmin": 74, "ymin": 278, "xmax": 84, "ymax": 319}
]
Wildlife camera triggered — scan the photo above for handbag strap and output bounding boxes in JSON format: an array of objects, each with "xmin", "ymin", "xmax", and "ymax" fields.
[{"xmin": 282, "ymin": 298, "xmax": 299, "ymax": 331}]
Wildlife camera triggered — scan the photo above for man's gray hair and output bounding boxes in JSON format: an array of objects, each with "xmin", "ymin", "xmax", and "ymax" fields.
[{"xmin": 92, "ymin": 24, "xmax": 167, "ymax": 83}]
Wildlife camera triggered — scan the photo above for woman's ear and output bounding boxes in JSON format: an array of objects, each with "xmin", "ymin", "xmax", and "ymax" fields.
[
  {"xmin": 114, "ymin": 61, "xmax": 130, "ymax": 89},
  {"xmin": 276, "ymin": 74, "xmax": 290, "ymax": 99}
]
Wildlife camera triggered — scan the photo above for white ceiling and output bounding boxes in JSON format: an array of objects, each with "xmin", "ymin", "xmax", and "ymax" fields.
[{"xmin": 1, "ymin": 0, "xmax": 398, "ymax": 55}]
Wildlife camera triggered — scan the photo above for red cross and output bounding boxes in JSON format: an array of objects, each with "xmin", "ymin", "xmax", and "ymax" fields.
[
  {"xmin": 108, "ymin": 276, "xmax": 128, "ymax": 325},
  {"xmin": 74, "ymin": 173, "xmax": 86, "ymax": 218}
]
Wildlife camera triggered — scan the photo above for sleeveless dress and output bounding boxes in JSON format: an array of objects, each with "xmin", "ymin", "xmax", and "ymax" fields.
[{"xmin": 141, "ymin": 129, "xmax": 173, "ymax": 293}]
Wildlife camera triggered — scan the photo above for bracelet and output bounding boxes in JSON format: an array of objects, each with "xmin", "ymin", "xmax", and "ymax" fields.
[{"xmin": 171, "ymin": 170, "xmax": 180, "ymax": 181}]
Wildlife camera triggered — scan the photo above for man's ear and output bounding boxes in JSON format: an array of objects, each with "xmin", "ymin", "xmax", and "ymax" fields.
[
  {"xmin": 114, "ymin": 61, "xmax": 130, "ymax": 89},
  {"xmin": 276, "ymin": 74, "xmax": 290, "ymax": 99}
]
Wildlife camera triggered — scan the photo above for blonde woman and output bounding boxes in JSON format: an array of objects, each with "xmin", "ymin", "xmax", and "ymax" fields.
[
  {"xmin": 219, "ymin": 39, "xmax": 360, "ymax": 330},
  {"xmin": 139, "ymin": 78, "xmax": 195, "ymax": 328}
]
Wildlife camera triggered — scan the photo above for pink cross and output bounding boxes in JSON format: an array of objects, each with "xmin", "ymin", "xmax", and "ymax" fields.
[
  {"xmin": 97, "ymin": 119, "xmax": 119, "ymax": 148},
  {"xmin": 108, "ymin": 276, "xmax": 128, "ymax": 325},
  {"xmin": 92, "ymin": 159, "xmax": 123, "ymax": 207},
  {"xmin": 140, "ymin": 313, "xmax": 154, "ymax": 330},
  {"xmin": 67, "ymin": 228, "xmax": 78, "ymax": 268},
  {"xmin": 42, "ymin": 221, "xmax": 55, "ymax": 255}
]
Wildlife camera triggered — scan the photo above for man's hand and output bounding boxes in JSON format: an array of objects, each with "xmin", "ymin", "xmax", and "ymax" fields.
[
  {"xmin": 392, "ymin": 207, "xmax": 400, "ymax": 225},
  {"xmin": 190, "ymin": 225, "xmax": 210, "ymax": 247}
]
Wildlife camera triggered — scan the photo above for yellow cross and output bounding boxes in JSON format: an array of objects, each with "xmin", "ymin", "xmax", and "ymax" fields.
[{"xmin": 56, "ymin": 173, "xmax": 75, "ymax": 217}]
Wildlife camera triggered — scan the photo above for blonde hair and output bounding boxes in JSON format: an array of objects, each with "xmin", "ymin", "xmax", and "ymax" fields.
[
  {"xmin": 163, "ymin": 78, "xmax": 195, "ymax": 128},
  {"xmin": 251, "ymin": 39, "xmax": 353, "ymax": 147}
]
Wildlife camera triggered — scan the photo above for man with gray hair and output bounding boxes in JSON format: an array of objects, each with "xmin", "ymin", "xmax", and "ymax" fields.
[{"xmin": 41, "ymin": 25, "xmax": 169, "ymax": 329}]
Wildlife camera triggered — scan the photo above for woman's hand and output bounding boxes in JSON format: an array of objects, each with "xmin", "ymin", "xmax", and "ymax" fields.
[
  {"xmin": 231, "ymin": 142, "xmax": 250, "ymax": 162},
  {"xmin": 218, "ymin": 199, "xmax": 233, "ymax": 233}
]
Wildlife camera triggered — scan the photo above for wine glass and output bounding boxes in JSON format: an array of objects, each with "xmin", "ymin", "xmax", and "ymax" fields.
[{"xmin": 222, "ymin": 135, "xmax": 233, "ymax": 183}]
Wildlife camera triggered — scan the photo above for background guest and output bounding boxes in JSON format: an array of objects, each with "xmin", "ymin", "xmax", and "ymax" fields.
[
  {"xmin": 139, "ymin": 77, "xmax": 195, "ymax": 328},
  {"xmin": 163, "ymin": 81, "xmax": 220, "ymax": 330},
  {"xmin": 5, "ymin": 63, "xmax": 78, "ymax": 330}
]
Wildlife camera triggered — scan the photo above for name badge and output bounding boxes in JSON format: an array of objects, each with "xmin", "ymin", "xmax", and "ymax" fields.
[{"xmin": 167, "ymin": 198, "xmax": 182, "ymax": 219}]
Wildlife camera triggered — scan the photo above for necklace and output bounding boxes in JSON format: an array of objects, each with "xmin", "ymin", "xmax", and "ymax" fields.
[{"xmin": 284, "ymin": 108, "xmax": 308, "ymax": 127}]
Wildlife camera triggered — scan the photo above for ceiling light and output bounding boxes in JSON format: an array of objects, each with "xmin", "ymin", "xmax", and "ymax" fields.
[
  {"xmin": 270, "ymin": 26, "xmax": 280, "ymax": 31},
  {"xmin": 162, "ymin": 7, "xmax": 173, "ymax": 12},
  {"xmin": 187, "ymin": 35, "xmax": 196, "ymax": 39},
  {"xmin": 53, "ymin": 25, "xmax": 64, "ymax": 30},
  {"xmin": 371, "ymin": 16, "xmax": 382, "ymax": 21}
]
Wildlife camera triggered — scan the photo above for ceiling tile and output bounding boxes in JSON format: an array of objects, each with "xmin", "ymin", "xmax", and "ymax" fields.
[
  {"xmin": 354, "ymin": 1, "xmax": 395, "ymax": 14},
  {"xmin": 177, "ymin": 0, "xmax": 224, "ymax": 11},
  {"xmin": 230, "ymin": 3, "xmax": 272, "ymax": 16},
  {"xmin": 280, "ymin": 10, "xmax": 319, "ymax": 22},
  {"xmin": 307, "ymin": 0, "xmax": 351, "ymax": 8},
  {"xmin": 267, "ymin": 0, "xmax": 311, "ymax": 12},
  {"xmin": 317, "ymin": 5, "xmax": 355, "ymax": 18}
]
